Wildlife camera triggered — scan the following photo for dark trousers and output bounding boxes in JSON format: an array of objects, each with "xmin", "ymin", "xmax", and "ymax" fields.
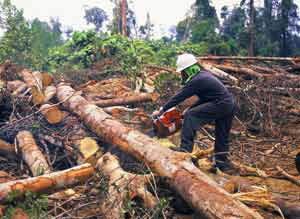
[{"xmin": 181, "ymin": 100, "xmax": 235, "ymax": 165}]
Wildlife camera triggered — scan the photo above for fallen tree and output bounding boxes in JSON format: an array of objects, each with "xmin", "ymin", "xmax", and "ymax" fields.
[
  {"xmin": 199, "ymin": 62, "xmax": 239, "ymax": 84},
  {"xmin": 97, "ymin": 153, "xmax": 157, "ymax": 219},
  {"xmin": 92, "ymin": 92, "xmax": 159, "ymax": 107},
  {"xmin": 56, "ymin": 83, "xmax": 263, "ymax": 219},
  {"xmin": 198, "ymin": 56, "xmax": 300, "ymax": 62},
  {"xmin": 16, "ymin": 131, "xmax": 51, "ymax": 176},
  {"xmin": 0, "ymin": 163, "xmax": 94, "ymax": 203}
]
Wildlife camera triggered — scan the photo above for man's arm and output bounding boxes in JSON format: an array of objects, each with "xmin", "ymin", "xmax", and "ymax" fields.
[{"xmin": 162, "ymin": 82, "xmax": 196, "ymax": 112}]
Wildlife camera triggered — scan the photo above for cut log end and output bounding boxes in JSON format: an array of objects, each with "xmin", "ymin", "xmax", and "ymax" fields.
[{"xmin": 40, "ymin": 104, "xmax": 64, "ymax": 124}]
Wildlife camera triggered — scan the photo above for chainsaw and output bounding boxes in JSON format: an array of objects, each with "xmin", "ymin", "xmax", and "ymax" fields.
[{"xmin": 152, "ymin": 107, "xmax": 183, "ymax": 138}]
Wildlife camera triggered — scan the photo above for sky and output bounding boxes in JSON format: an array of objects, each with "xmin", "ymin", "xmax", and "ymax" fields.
[{"xmin": 10, "ymin": 0, "xmax": 300, "ymax": 37}]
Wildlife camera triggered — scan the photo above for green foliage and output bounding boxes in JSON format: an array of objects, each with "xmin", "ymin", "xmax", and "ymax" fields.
[
  {"xmin": 3, "ymin": 191, "xmax": 48, "ymax": 219},
  {"xmin": 0, "ymin": 0, "xmax": 63, "ymax": 70},
  {"xmin": 48, "ymin": 31, "xmax": 100, "ymax": 71}
]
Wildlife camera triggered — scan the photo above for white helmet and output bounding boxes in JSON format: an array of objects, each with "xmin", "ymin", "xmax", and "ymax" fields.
[{"xmin": 176, "ymin": 53, "xmax": 198, "ymax": 72}]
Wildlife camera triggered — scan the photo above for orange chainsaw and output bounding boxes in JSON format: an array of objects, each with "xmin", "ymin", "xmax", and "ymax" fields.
[{"xmin": 152, "ymin": 107, "xmax": 183, "ymax": 138}]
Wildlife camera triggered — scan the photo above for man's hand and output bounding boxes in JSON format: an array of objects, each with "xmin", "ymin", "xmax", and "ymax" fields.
[
  {"xmin": 183, "ymin": 107, "xmax": 190, "ymax": 115},
  {"xmin": 152, "ymin": 107, "xmax": 163, "ymax": 118}
]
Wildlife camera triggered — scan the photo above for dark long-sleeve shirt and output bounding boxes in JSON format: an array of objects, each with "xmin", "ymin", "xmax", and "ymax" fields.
[{"xmin": 162, "ymin": 70, "xmax": 234, "ymax": 112}]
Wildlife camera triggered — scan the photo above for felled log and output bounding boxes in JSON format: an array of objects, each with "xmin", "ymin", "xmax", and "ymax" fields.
[
  {"xmin": 214, "ymin": 64, "xmax": 265, "ymax": 79},
  {"xmin": 41, "ymin": 72, "xmax": 54, "ymax": 87},
  {"xmin": 56, "ymin": 83, "xmax": 263, "ymax": 219},
  {"xmin": 7, "ymin": 80, "xmax": 26, "ymax": 92},
  {"xmin": 40, "ymin": 104, "xmax": 64, "ymax": 125},
  {"xmin": 198, "ymin": 56, "xmax": 300, "ymax": 62},
  {"xmin": 43, "ymin": 86, "xmax": 56, "ymax": 102},
  {"xmin": 200, "ymin": 62, "xmax": 239, "ymax": 84},
  {"xmin": 0, "ymin": 163, "xmax": 94, "ymax": 203},
  {"xmin": 16, "ymin": 131, "xmax": 51, "ymax": 176},
  {"xmin": 249, "ymin": 65, "xmax": 280, "ymax": 75},
  {"xmin": 97, "ymin": 153, "xmax": 157, "ymax": 219},
  {"xmin": 276, "ymin": 166, "xmax": 300, "ymax": 186},
  {"xmin": 92, "ymin": 93, "xmax": 159, "ymax": 107},
  {"xmin": 0, "ymin": 139, "xmax": 16, "ymax": 159},
  {"xmin": 67, "ymin": 129, "xmax": 101, "ymax": 165},
  {"xmin": 19, "ymin": 69, "xmax": 45, "ymax": 105}
]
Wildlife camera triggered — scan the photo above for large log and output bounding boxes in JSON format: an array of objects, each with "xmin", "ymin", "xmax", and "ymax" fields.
[
  {"xmin": 198, "ymin": 56, "xmax": 300, "ymax": 62},
  {"xmin": 0, "ymin": 163, "xmax": 94, "ymax": 203},
  {"xmin": 214, "ymin": 64, "xmax": 265, "ymax": 79},
  {"xmin": 97, "ymin": 153, "xmax": 157, "ymax": 219},
  {"xmin": 92, "ymin": 93, "xmax": 159, "ymax": 107},
  {"xmin": 56, "ymin": 83, "xmax": 263, "ymax": 219},
  {"xmin": 199, "ymin": 62, "xmax": 239, "ymax": 84},
  {"xmin": 16, "ymin": 131, "xmax": 51, "ymax": 176}
]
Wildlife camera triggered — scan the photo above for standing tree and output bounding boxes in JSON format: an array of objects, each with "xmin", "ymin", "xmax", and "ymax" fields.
[
  {"xmin": 241, "ymin": 0, "xmax": 256, "ymax": 56},
  {"xmin": 277, "ymin": 0, "xmax": 300, "ymax": 56},
  {"xmin": 110, "ymin": 0, "xmax": 136, "ymax": 37},
  {"xmin": 84, "ymin": 7, "xmax": 108, "ymax": 32},
  {"xmin": 0, "ymin": 0, "xmax": 32, "ymax": 66}
]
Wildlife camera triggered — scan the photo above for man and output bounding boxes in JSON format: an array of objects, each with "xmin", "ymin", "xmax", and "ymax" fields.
[{"xmin": 152, "ymin": 53, "xmax": 236, "ymax": 171}]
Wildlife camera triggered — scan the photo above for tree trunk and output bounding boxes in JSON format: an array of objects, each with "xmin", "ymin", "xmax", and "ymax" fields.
[
  {"xmin": 0, "ymin": 163, "xmax": 94, "ymax": 203},
  {"xmin": 92, "ymin": 93, "xmax": 158, "ymax": 107},
  {"xmin": 97, "ymin": 153, "xmax": 157, "ymax": 219},
  {"xmin": 121, "ymin": 0, "xmax": 127, "ymax": 36},
  {"xmin": 19, "ymin": 69, "xmax": 45, "ymax": 105},
  {"xmin": 44, "ymin": 86, "xmax": 56, "ymax": 103},
  {"xmin": 214, "ymin": 64, "xmax": 265, "ymax": 79},
  {"xmin": 200, "ymin": 62, "xmax": 239, "ymax": 84},
  {"xmin": 198, "ymin": 56, "xmax": 300, "ymax": 62},
  {"xmin": 56, "ymin": 83, "xmax": 263, "ymax": 219},
  {"xmin": 16, "ymin": 131, "xmax": 51, "ymax": 176},
  {"xmin": 248, "ymin": 0, "xmax": 255, "ymax": 56}
]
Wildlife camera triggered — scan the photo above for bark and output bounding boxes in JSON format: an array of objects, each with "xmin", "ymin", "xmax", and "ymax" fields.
[
  {"xmin": 214, "ymin": 64, "xmax": 265, "ymax": 79},
  {"xmin": 16, "ymin": 131, "xmax": 51, "ymax": 176},
  {"xmin": 7, "ymin": 80, "xmax": 26, "ymax": 93},
  {"xmin": 248, "ymin": 0, "xmax": 255, "ymax": 56},
  {"xmin": 0, "ymin": 163, "xmax": 94, "ymax": 203},
  {"xmin": 97, "ymin": 153, "xmax": 157, "ymax": 219},
  {"xmin": 56, "ymin": 83, "xmax": 263, "ymax": 219},
  {"xmin": 40, "ymin": 104, "xmax": 64, "ymax": 125},
  {"xmin": 200, "ymin": 62, "xmax": 239, "ymax": 84},
  {"xmin": 92, "ymin": 93, "xmax": 159, "ymax": 107},
  {"xmin": 121, "ymin": 0, "xmax": 127, "ymax": 36},
  {"xmin": 19, "ymin": 69, "xmax": 44, "ymax": 105},
  {"xmin": 198, "ymin": 56, "xmax": 300, "ymax": 62},
  {"xmin": 41, "ymin": 72, "xmax": 54, "ymax": 87},
  {"xmin": 276, "ymin": 166, "xmax": 300, "ymax": 186},
  {"xmin": 0, "ymin": 139, "xmax": 16, "ymax": 159},
  {"xmin": 44, "ymin": 86, "xmax": 56, "ymax": 103},
  {"xmin": 249, "ymin": 65, "xmax": 280, "ymax": 75}
]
